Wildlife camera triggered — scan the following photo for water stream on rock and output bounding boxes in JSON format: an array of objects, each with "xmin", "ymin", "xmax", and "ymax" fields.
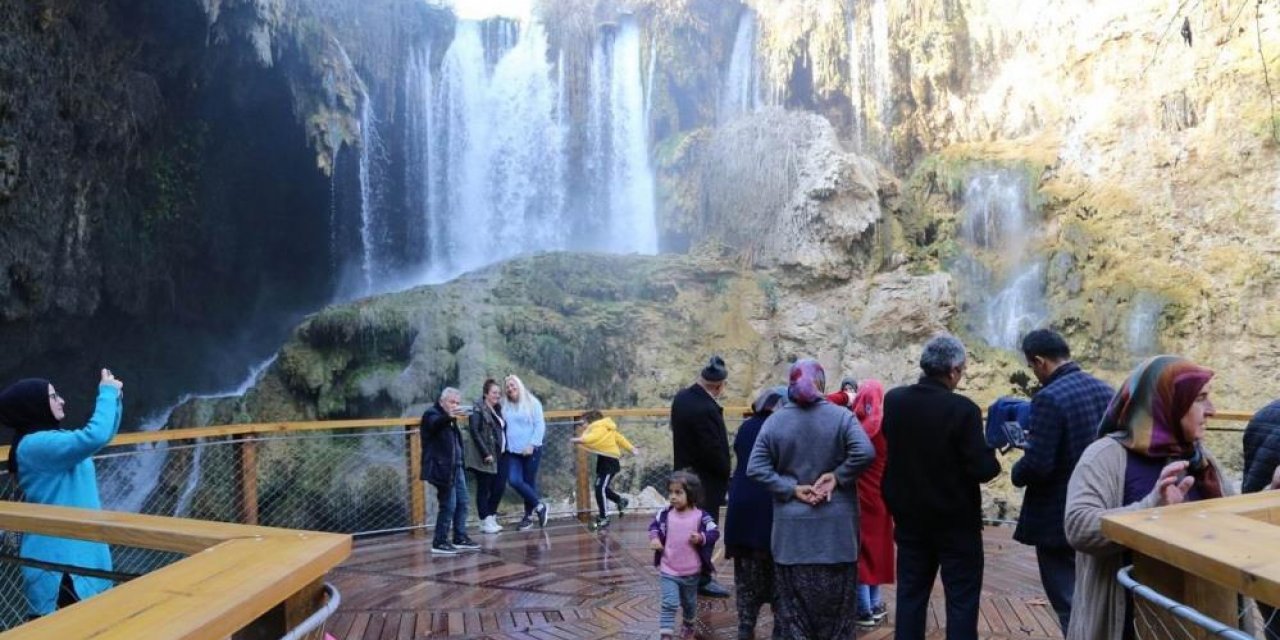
[
  {"xmin": 719, "ymin": 9, "xmax": 762, "ymax": 124},
  {"xmin": 98, "ymin": 356, "xmax": 278, "ymax": 516},
  {"xmin": 849, "ymin": 0, "xmax": 892, "ymax": 159}
]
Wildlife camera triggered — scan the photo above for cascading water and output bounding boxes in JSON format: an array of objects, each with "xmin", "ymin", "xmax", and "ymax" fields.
[
  {"xmin": 396, "ymin": 12, "xmax": 658, "ymax": 285},
  {"xmin": 1127, "ymin": 293, "xmax": 1163, "ymax": 356},
  {"xmin": 357, "ymin": 88, "xmax": 389, "ymax": 294},
  {"xmin": 849, "ymin": 0, "xmax": 892, "ymax": 158},
  {"xmin": 589, "ymin": 19, "xmax": 659, "ymax": 255},
  {"xmin": 719, "ymin": 9, "xmax": 762, "ymax": 124},
  {"xmin": 955, "ymin": 169, "xmax": 1048, "ymax": 351}
]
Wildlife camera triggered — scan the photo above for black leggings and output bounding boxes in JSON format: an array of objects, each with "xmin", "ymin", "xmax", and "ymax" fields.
[{"xmin": 594, "ymin": 456, "xmax": 623, "ymax": 518}]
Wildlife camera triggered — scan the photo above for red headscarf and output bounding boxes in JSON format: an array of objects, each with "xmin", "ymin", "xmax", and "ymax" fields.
[{"xmin": 852, "ymin": 379, "xmax": 885, "ymax": 439}]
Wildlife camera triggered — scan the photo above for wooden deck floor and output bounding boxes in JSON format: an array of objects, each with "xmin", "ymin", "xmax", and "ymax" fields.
[{"xmin": 326, "ymin": 517, "xmax": 1063, "ymax": 639}]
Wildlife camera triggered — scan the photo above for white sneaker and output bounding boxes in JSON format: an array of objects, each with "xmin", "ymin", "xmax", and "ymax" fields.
[{"xmin": 481, "ymin": 515, "xmax": 502, "ymax": 534}]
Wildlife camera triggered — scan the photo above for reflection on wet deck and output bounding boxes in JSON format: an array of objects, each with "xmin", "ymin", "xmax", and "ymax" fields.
[{"xmin": 328, "ymin": 518, "xmax": 1061, "ymax": 639}]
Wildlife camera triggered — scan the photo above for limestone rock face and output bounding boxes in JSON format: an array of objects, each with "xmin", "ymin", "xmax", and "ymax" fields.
[{"xmin": 659, "ymin": 109, "xmax": 888, "ymax": 281}]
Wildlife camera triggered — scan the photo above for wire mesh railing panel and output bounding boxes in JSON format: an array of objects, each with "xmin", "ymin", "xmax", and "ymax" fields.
[
  {"xmin": 254, "ymin": 430, "xmax": 412, "ymax": 533},
  {"xmin": 572, "ymin": 416, "xmax": 749, "ymax": 520}
]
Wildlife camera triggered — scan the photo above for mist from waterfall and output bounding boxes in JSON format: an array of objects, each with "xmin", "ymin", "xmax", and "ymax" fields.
[
  {"xmin": 849, "ymin": 0, "xmax": 892, "ymax": 159},
  {"xmin": 719, "ymin": 9, "xmax": 762, "ymax": 124},
  {"xmin": 395, "ymin": 15, "xmax": 657, "ymax": 286},
  {"xmin": 955, "ymin": 169, "xmax": 1047, "ymax": 351}
]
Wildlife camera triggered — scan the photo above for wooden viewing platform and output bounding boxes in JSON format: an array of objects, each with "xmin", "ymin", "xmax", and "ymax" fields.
[{"xmin": 327, "ymin": 518, "xmax": 1062, "ymax": 640}]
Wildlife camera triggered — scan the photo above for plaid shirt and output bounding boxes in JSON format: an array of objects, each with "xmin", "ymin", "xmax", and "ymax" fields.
[
  {"xmin": 1011, "ymin": 362, "xmax": 1114, "ymax": 548},
  {"xmin": 1243, "ymin": 400, "xmax": 1280, "ymax": 494}
]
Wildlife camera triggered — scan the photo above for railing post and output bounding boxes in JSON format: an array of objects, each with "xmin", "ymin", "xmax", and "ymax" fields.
[
  {"xmin": 407, "ymin": 427, "xmax": 426, "ymax": 538},
  {"xmin": 239, "ymin": 439, "xmax": 259, "ymax": 526},
  {"xmin": 574, "ymin": 415, "xmax": 591, "ymax": 524}
]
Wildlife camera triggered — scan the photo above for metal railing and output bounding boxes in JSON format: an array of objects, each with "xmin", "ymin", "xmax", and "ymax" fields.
[{"xmin": 0, "ymin": 405, "xmax": 1260, "ymax": 635}]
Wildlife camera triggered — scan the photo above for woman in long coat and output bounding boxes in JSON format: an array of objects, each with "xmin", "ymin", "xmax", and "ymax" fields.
[
  {"xmin": 852, "ymin": 380, "xmax": 894, "ymax": 626},
  {"xmin": 748, "ymin": 359, "xmax": 875, "ymax": 639}
]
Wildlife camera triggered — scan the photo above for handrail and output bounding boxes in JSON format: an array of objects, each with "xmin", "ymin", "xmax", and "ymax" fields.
[
  {"xmin": 0, "ymin": 405, "xmax": 1256, "ymax": 458},
  {"xmin": 0, "ymin": 502, "xmax": 350, "ymax": 639}
]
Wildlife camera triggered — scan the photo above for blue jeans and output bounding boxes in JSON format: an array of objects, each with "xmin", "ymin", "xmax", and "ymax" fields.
[
  {"xmin": 504, "ymin": 448, "xmax": 542, "ymax": 515},
  {"xmin": 659, "ymin": 573, "xmax": 699, "ymax": 632},
  {"xmin": 433, "ymin": 464, "xmax": 469, "ymax": 544},
  {"xmin": 857, "ymin": 583, "xmax": 882, "ymax": 615}
]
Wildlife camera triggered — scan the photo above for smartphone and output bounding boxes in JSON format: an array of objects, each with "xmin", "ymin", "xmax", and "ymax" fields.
[{"xmin": 1002, "ymin": 421, "xmax": 1028, "ymax": 449}]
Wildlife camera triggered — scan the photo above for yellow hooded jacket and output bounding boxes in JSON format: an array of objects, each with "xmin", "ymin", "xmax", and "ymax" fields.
[{"xmin": 577, "ymin": 417, "xmax": 634, "ymax": 459}]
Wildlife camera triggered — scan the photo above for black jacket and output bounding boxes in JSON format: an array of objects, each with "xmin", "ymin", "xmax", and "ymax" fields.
[
  {"xmin": 420, "ymin": 402, "xmax": 463, "ymax": 487},
  {"xmin": 670, "ymin": 383, "xmax": 731, "ymax": 485},
  {"xmin": 882, "ymin": 377, "xmax": 1001, "ymax": 531},
  {"xmin": 1243, "ymin": 399, "xmax": 1280, "ymax": 494}
]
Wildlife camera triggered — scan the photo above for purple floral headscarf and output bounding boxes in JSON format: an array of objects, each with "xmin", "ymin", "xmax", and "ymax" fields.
[{"xmin": 787, "ymin": 359, "xmax": 827, "ymax": 407}]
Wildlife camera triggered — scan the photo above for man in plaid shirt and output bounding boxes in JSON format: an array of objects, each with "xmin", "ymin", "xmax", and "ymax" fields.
[{"xmin": 1010, "ymin": 329, "xmax": 1114, "ymax": 633}]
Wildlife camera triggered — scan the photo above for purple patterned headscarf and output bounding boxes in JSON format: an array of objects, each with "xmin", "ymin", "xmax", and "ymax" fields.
[{"xmin": 787, "ymin": 359, "xmax": 827, "ymax": 407}]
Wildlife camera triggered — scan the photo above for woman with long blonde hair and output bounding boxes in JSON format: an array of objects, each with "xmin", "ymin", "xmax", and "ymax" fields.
[{"xmin": 501, "ymin": 374, "xmax": 548, "ymax": 530}]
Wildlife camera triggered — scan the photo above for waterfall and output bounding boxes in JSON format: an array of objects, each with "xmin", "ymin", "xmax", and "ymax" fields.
[
  {"xmin": 719, "ymin": 9, "xmax": 762, "ymax": 124},
  {"xmin": 955, "ymin": 169, "xmax": 1047, "ymax": 351},
  {"xmin": 592, "ymin": 19, "xmax": 659, "ymax": 254},
  {"xmin": 356, "ymin": 89, "xmax": 388, "ymax": 294},
  {"xmin": 849, "ymin": 0, "xmax": 892, "ymax": 158},
  {"xmin": 401, "ymin": 13, "xmax": 658, "ymax": 284},
  {"xmin": 644, "ymin": 33, "xmax": 656, "ymax": 128},
  {"xmin": 1127, "ymin": 294, "xmax": 1163, "ymax": 356}
]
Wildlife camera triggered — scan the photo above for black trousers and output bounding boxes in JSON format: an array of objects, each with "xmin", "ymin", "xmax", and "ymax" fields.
[
  {"xmin": 593, "ymin": 456, "xmax": 623, "ymax": 518},
  {"xmin": 471, "ymin": 467, "xmax": 505, "ymax": 520},
  {"xmin": 1035, "ymin": 545, "xmax": 1076, "ymax": 632},
  {"xmin": 894, "ymin": 525, "xmax": 984, "ymax": 640}
]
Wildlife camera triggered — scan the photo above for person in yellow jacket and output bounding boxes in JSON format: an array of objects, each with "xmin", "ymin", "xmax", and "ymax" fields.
[{"xmin": 572, "ymin": 410, "xmax": 640, "ymax": 530}]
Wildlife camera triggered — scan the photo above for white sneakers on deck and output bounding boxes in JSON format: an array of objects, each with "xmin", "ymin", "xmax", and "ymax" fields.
[{"xmin": 480, "ymin": 515, "xmax": 502, "ymax": 534}]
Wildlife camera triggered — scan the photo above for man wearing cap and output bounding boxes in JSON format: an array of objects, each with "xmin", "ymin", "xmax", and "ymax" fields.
[{"xmin": 670, "ymin": 355, "xmax": 732, "ymax": 598}]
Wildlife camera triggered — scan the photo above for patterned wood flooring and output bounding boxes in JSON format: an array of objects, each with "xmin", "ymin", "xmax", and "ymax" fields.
[{"xmin": 326, "ymin": 517, "xmax": 1062, "ymax": 639}]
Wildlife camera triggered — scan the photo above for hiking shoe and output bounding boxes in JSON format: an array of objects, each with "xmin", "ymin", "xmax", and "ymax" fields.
[
  {"xmin": 615, "ymin": 496, "xmax": 629, "ymax": 516},
  {"xmin": 535, "ymin": 502, "xmax": 549, "ymax": 528},
  {"xmin": 589, "ymin": 515, "xmax": 610, "ymax": 531},
  {"xmin": 871, "ymin": 602, "xmax": 888, "ymax": 622},
  {"xmin": 517, "ymin": 515, "xmax": 534, "ymax": 531},
  {"xmin": 452, "ymin": 535, "xmax": 480, "ymax": 550},
  {"xmin": 431, "ymin": 541, "xmax": 459, "ymax": 555},
  {"xmin": 855, "ymin": 612, "xmax": 877, "ymax": 629}
]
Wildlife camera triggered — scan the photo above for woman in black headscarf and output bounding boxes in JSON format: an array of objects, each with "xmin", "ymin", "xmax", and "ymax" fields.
[{"xmin": 0, "ymin": 369, "xmax": 123, "ymax": 617}]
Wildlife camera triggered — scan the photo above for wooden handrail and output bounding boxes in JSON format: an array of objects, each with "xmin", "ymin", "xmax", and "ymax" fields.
[
  {"xmin": 1103, "ymin": 491, "xmax": 1280, "ymax": 635},
  {"xmin": 0, "ymin": 502, "xmax": 350, "ymax": 639},
  {"xmin": 0, "ymin": 405, "xmax": 1254, "ymax": 459}
]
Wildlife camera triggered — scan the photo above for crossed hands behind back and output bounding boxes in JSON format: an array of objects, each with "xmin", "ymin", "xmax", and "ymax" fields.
[{"xmin": 793, "ymin": 472, "xmax": 837, "ymax": 506}]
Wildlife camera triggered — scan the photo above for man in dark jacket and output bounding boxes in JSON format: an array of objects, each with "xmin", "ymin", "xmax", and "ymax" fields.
[
  {"xmin": 670, "ymin": 355, "xmax": 731, "ymax": 597},
  {"xmin": 883, "ymin": 335, "xmax": 1000, "ymax": 640},
  {"xmin": 421, "ymin": 387, "xmax": 480, "ymax": 555},
  {"xmin": 1242, "ymin": 399, "xmax": 1280, "ymax": 639},
  {"xmin": 1010, "ymin": 329, "xmax": 1114, "ymax": 632}
]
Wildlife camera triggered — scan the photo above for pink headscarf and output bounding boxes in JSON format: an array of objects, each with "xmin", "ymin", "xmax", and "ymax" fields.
[{"xmin": 852, "ymin": 379, "xmax": 885, "ymax": 439}]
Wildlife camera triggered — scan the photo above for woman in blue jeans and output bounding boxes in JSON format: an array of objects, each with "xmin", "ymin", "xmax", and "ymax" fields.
[{"xmin": 501, "ymin": 375, "xmax": 548, "ymax": 530}]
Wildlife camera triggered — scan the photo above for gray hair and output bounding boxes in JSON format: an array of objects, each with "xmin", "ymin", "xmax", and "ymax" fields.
[
  {"xmin": 919, "ymin": 334, "xmax": 967, "ymax": 377},
  {"xmin": 438, "ymin": 387, "xmax": 462, "ymax": 403}
]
